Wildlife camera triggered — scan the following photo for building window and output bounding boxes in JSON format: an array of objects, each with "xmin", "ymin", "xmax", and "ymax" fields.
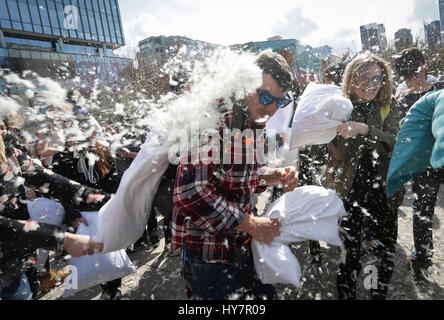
[
  {"xmin": 70, "ymin": 0, "xmax": 84, "ymax": 39},
  {"xmin": 104, "ymin": 0, "xmax": 116, "ymax": 44},
  {"xmin": 28, "ymin": 0, "xmax": 44, "ymax": 33},
  {"xmin": 7, "ymin": 0, "xmax": 23, "ymax": 31},
  {"xmin": 99, "ymin": 2, "xmax": 111, "ymax": 42},
  {"xmin": 17, "ymin": 0, "xmax": 31, "ymax": 24},
  {"xmin": 55, "ymin": 1, "xmax": 69, "ymax": 37},
  {"xmin": 37, "ymin": 0, "xmax": 51, "ymax": 31},
  {"xmin": 91, "ymin": 0, "xmax": 104, "ymax": 42},
  {"xmin": 47, "ymin": 1, "xmax": 61, "ymax": 35},
  {"xmin": 0, "ymin": 20, "xmax": 12, "ymax": 29},
  {"xmin": 0, "ymin": 0, "xmax": 11, "ymax": 21},
  {"xmin": 5, "ymin": 36, "xmax": 53, "ymax": 49},
  {"xmin": 110, "ymin": 0, "xmax": 122, "ymax": 40},
  {"xmin": 79, "ymin": 2, "xmax": 91, "ymax": 39},
  {"xmin": 85, "ymin": 0, "xmax": 97, "ymax": 40}
]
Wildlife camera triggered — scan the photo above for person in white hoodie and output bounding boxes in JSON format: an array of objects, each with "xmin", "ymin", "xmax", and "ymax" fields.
[{"xmin": 393, "ymin": 48, "xmax": 438, "ymax": 100}]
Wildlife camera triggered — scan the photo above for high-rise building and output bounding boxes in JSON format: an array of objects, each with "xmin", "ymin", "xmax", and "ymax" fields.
[
  {"xmin": 313, "ymin": 45, "xmax": 333, "ymax": 59},
  {"xmin": 231, "ymin": 38, "xmax": 330, "ymax": 74},
  {"xmin": 250, "ymin": 38, "xmax": 302, "ymax": 56},
  {"xmin": 424, "ymin": 20, "xmax": 441, "ymax": 48},
  {"xmin": 0, "ymin": 0, "xmax": 131, "ymax": 82},
  {"xmin": 439, "ymin": 0, "xmax": 444, "ymax": 42},
  {"xmin": 138, "ymin": 35, "xmax": 219, "ymax": 74},
  {"xmin": 360, "ymin": 23, "xmax": 387, "ymax": 51},
  {"xmin": 231, "ymin": 37, "xmax": 302, "ymax": 71},
  {"xmin": 394, "ymin": 28, "xmax": 413, "ymax": 51}
]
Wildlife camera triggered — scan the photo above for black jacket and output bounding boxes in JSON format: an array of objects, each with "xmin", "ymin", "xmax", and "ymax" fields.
[
  {"xmin": 51, "ymin": 150, "xmax": 121, "ymax": 194},
  {"xmin": 50, "ymin": 149, "xmax": 121, "ymax": 224}
]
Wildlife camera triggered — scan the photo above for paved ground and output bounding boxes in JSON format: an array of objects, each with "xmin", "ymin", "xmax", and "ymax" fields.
[{"xmin": 40, "ymin": 182, "xmax": 444, "ymax": 300}]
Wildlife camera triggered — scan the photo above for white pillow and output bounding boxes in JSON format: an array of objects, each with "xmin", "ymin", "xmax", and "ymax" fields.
[
  {"xmin": 290, "ymin": 83, "xmax": 354, "ymax": 149},
  {"xmin": 96, "ymin": 134, "xmax": 170, "ymax": 253},
  {"xmin": 252, "ymin": 186, "xmax": 346, "ymax": 287},
  {"xmin": 63, "ymin": 211, "xmax": 136, "ymax": 297}
]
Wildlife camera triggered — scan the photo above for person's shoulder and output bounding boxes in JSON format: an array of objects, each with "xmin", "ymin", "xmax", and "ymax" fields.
[{"xmin": 413, "ymin": 90, "xmax": 442, "ymax": 113}]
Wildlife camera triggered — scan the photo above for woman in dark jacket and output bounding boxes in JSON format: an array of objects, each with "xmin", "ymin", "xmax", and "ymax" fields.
[
  {"xmin": 0, "ymin": 121, "xmax": 110, "ymax": 300},
  {"xmin": 51, "ymin": 129, "xmax": 124, "ymax": 300},
  {"xmin": 322, "ymin": 53, "xmax": 404, "ymax": 300}
]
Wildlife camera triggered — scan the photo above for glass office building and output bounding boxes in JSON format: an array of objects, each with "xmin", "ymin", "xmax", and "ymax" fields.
[
  {"xmin": 0, "ymin": 0, "xmax": 131, "ymax": 82},
  {"xmin": 424, "ymin": 20, "xmax": 441, "ymax": 48}
]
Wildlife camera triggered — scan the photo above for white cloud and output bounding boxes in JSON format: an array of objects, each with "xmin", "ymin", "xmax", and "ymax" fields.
[
  {"xmin": 272, "ymin": 7, "xmax": 319, "ymax": 39},
  {"xmin": 119, "ymin": 0, "xmax": 440, "ymax": 53}
]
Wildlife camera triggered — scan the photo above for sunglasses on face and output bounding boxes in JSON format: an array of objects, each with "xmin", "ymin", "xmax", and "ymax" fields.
[
  {"xmin": 355, "ymin": 75, "xmax": 384, "ymax": 87},
  {"xmin": 256, "ymin": 89, "xmax": 292, "ymax": 109}
]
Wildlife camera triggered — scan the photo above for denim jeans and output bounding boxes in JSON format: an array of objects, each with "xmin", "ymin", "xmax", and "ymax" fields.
[
  {"xmin": 1, "ymin": 274, "xmax": 33, "ymax": 300},
  {"xmin": 183, "ymin": 246, "xmax": 277, "ymax": 300}
]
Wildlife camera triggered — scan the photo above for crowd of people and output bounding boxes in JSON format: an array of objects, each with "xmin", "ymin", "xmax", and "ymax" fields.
[{"xmin": 0, "ymin": 45, "xmax": 443, "ymax": 301}]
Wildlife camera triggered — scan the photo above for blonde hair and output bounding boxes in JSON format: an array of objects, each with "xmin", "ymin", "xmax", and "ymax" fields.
[{"xmin": 342, "ymin": 52, "xmax": 393, "ymax": 106}]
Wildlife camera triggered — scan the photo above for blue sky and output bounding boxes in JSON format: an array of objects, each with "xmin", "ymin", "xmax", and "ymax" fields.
[{"xmin": 118, "ymin": 0, "xmax": 441, "ymax": 54}]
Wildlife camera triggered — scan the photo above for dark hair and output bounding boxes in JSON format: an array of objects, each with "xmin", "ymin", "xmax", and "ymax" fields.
[
  {"xmin": 67, "ymin": 89, "xmax": 77, "ymax": 101},
  {"xmin": 393, "ymin": 48, "xmax": 425, "ymax": 80},
  {"xmin": 324, "ymin": 63, "xmax": 346, "ymax": 86},
  {"xmin": 255, "ymin": 51, "xmax": 294, "ymax": 91}
]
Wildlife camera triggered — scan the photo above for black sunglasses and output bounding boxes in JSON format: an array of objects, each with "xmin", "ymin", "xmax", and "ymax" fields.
[{"xmin": 256, "ymin": 89, "xmax": 292, "ymax": 109}]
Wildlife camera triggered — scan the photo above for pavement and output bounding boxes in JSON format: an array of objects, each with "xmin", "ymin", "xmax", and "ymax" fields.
[{"xmin": 39, "ymin": 182, "xmax": 444, "ymax": 300}]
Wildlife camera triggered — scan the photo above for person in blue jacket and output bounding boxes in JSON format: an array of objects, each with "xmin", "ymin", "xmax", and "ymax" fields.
[
  {"xmin": 393, "ymin": 48, "xmax": 444, "ymax": 282},
  {"xmin": 387, "ymin": 89, "xmax": 444, "ymax": 281}
]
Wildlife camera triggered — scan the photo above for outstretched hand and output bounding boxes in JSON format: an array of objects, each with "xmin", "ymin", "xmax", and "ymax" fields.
[{"xmin": 64, "ymin": 233, "xmax": 103, "ymax": 257}]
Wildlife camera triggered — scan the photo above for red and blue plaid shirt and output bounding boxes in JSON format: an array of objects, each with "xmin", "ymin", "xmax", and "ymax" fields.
[{"xmin": 172, "ymin": 105, "xmax": 266, "ymax": 263}]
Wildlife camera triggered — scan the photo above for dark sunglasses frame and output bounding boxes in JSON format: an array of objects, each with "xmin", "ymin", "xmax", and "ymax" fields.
[
  {"xmin": 355, "ymin": 75, "xmax": 384, "ymax": 87},
  {"xmin": 256, "ymin": 89, "xmax": 292, "ymax": 109}
]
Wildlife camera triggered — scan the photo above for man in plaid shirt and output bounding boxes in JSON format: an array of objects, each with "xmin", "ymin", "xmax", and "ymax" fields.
[{"xmin": 172, "ymin": 51, "xmax": 299, "ymax": 300}]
